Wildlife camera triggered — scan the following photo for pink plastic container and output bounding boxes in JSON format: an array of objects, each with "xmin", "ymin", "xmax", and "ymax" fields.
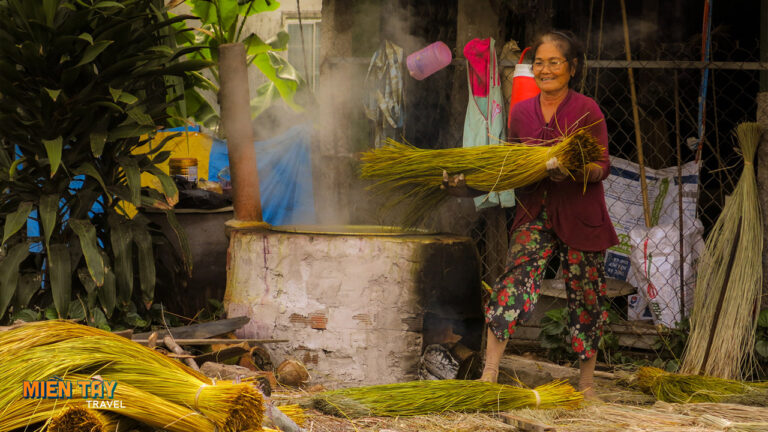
[{"xmin": 406, "ymin": 41, "xmax": 453, "ymax": 80}]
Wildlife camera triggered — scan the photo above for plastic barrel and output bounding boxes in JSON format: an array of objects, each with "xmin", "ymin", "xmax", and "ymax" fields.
[{"xmin": 406, "ymin": 41, "xmax": 453, "ymax": 80}]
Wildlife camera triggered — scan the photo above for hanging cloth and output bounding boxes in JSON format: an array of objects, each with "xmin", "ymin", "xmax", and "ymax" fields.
[
  {"xmin": 462, "ymin": 37, "xmax": 514, "ymax": 210},
  {"xmin": 364, "ymin": 40, "xmax": 405, "ymax": 148}
]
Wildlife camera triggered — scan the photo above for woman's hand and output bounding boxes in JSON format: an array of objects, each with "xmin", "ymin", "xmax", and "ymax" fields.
[
  {"xmin": 546, "ymin": 157, "xmax": 568, "ymax": 182},
  {"xmin": 441, "ymin": 170, "xmax": 472, "ymax": 197}
]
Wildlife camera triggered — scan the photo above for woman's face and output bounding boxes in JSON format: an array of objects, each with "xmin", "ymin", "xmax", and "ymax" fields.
[{"xmin": 533, "ymin": 41, "xmax": 573, "ymax": 94}]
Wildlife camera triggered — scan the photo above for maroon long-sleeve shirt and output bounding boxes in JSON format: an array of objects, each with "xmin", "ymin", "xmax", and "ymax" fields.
[{"xmin": 507, "ymin": 89, "xmax": 619, "ymax": 252}]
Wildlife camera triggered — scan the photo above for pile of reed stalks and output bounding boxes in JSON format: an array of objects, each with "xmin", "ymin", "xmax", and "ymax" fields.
[
  {"xmin": 680, "ymin": 122, "xmax": 763, "ymax": 380},
  {"xmin": 631, "ymin": 366, "xmax": 768, "ymax": 405},
  {"xmin": 0, "ymin": 320, "xmax": 264, "ymax": 432},
  {"xmin": 360, "ymin": 127, "xmax": 604, "ymax": 226},
  {"xmin": 312, "ymin": 379, "xmax": 582, "ymax": 417}
]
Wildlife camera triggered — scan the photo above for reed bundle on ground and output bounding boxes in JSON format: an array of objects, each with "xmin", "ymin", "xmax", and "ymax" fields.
[
  {"xmin": 0, "ymin": 321, "xmax": 263, "ymax": 432},
  {"xmin": 631, "ymin": 366, "xmax": 768, "ymax": 404},
  {"xmin": 312, "ymin": 379, "xmax": 582, "ymax": 417},
  {"xmin": 278, "ymin": 404, "xmax": 307, "ymax": 426},
  {"xmin": 359, "ymin": 128, "xmax": 604, "ymax": 226},
  {"xmin": 47, "ymin": 406, "xmax": 114, "ymax": 432},
  {"xmin": 680, "ymin": 122, "xmax": 764, "ymax": 380}
]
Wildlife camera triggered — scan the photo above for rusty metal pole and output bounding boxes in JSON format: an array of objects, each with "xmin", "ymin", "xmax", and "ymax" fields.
[{"xmin": 219, "ymin": 43, "xmax": 263, "ymax": 222}]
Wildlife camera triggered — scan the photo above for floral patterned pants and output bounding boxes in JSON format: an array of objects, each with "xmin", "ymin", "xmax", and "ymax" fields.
[{"xmin": 484, "ymin": 209, "xmax": 609, "ymax": 360}]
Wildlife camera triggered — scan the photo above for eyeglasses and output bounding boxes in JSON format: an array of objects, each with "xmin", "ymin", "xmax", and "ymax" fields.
[{"xmin": 532, "ymin": 59, "xmax": 568, "ymax": 71}]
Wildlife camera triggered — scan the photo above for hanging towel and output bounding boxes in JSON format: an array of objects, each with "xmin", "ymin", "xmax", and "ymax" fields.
[
  {"xmin": 462, "ymin": 38, "xmax": 514, "ymax": 210},
  {"xmin": 364, "ymin": 40, "xmax": 405, "ymax": 148}
]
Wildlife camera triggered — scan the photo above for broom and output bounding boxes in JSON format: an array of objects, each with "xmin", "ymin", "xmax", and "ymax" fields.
[
  {"xmin": 0, "ymin": 321, "xmax": 263, "ymax": 432},
  {"xmin": 680, "ymin": 122, "xmax": 763, "ymax": 380},
  {"xmin": 312, "ymin": 379, "xmax": 582, "ymax": 417},
  {"xmin": 359, "ymin": 127, "xmax": 605, "ymax": 226}
]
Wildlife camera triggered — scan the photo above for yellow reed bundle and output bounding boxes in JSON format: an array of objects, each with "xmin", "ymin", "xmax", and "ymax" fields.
[
  {"xmin": 359, "ymin": 128, "xmax": 604, "ymax": 226},
  {"xmin": 277, "ymin": 404, "xmax": 306, "ymax": 426},
  {"xmin": 47, "ymin": 406, "xmax": 113, "ymax": 432},
  {"xmin": 680, "ymin": 122, "xmax": 764, "ymax": 379},
  {"xmin": 0, "ymin": 321, "xmax": 263, "ymax": 432},
  {"xmin": 632, "ymin": 366, "xmax": 768, "ymax": 404},
  {"xmin": 313, "ymin": 379, "xmax": 582, "ymax": 417},
  {"xmin": 0, "ymin": 397, "xmax": 79, "ymax": 432}
]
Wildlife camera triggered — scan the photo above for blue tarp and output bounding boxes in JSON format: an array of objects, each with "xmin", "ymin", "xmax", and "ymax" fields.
[{"xmin": 209, "ymin": 123, "xmax": 316, "ymax": 226}]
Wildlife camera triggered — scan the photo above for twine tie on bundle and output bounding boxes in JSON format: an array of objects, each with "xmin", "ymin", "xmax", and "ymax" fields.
[
  {"xmin": 195, "ymin": 379, "xmax": 216, "ymax": 411},
  {"xmin": 533, "ymin": 389, "xmax": 541, "ymax": 408}
]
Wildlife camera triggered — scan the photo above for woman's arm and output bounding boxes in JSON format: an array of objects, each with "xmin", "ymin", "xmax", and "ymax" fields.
[{"xmin": 441, "ymin": 171, "xmax": 485, "ymax": 198}]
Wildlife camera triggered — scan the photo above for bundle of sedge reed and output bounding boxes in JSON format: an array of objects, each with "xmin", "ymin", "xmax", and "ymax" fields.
[
  {"xmin": 277, "ymin": 404, "xmax": 306, "ymax": 427},
  {"xmin": 47, "ymin": 406, "xmax": 113, "ymax": 432},
  {"xmin": 680, "ymin": 122, "xmax": 764, "ymax": 380},
  {"xmin": 632, "ymin": 366, "xmax": 761, "ymax": 403},
  {"xmin": 359, "ymin": 127, "xmax": 604, "ymax": 226},
  {"xmin": 313, "ymin": 379, "xmax": 582, "ymax": 417},
  {"xmin": 0, "ymin": 321, "xmax": 263, "ymax": 432}
]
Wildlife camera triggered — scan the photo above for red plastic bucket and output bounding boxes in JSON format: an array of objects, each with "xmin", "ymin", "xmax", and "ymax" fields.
[
  {"xmin": 507, "ymin": 47, "xmax": 541, "ymax": 129},
  {"xmin": 406, "ymin": 41, "xmax": 453, "ymax": 80}
]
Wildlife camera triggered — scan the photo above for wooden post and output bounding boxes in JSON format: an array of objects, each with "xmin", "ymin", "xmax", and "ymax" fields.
[
  {"xmin": 219, "ymin": 43, "xmax": 263, "ymax": 222},
  {"xmin": 620, "ymin": 0, "xmax": 652, "ymax": 227}
]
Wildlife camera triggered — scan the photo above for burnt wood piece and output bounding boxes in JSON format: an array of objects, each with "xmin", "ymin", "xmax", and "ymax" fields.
[
  {"xmin": 194, "ymin": 345, "xmax": 250, "ymax": 364},
  {"xmin": 133, "ymin": 338, "xmax": 288, "ymax": 346}
]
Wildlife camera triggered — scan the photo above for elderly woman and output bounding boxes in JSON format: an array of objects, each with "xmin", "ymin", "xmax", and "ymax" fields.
[{"xmin": 444, "ymin": 30, "xmax": 618, "ymax": 398}]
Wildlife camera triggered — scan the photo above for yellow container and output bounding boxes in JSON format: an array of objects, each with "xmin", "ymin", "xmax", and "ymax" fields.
[{"xmin": 169, "ymin": 157, "xmax": 198, "ymax": 183}]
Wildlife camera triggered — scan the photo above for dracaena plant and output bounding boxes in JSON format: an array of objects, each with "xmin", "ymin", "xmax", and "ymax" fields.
[
  {"xmin": 0, "ymin": 0, "xmax": 210, "ymax": 328},
  {"xmin": 166, "ymin": 0, "xmax": 304, "ymax": 130}
]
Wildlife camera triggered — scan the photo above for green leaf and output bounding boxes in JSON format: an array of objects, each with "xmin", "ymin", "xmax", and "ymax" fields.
[
  {"xmin": 166, "ymin": 210, "xmax": 192, "ymax": 276},
  {"xmin": 98, "ymin": 268, "xmax": 116, "ymax": 318},
  {"xmin": 73, "ymin": 162, "xmax": 111, "ymax": 201},
  {"xmin": 75, "ymin": 40, "xmax": 113, "ymax": 67},
  {"xmin": 756, "ymin": 340, "xmax": 768, "ymax": 358},
  {"xmin": 90, "ymin": 131, "xmax": 107, "ymax": 157},
  {"xmin": 45, "ymin": 305, "xmax": 59, "ymax": 320},
  {"xmin": 242, "ymin": 33, "xmax": 271, "ymax": 56},
  {"xmin": 42, "ymin": 0, "xmax": 60, "ymax": 27},
  {"xmin": 132, "ymin": 225, "xmax": 155, "ymax": 309},
  {"xmin": 3, "ymin": 201, "xmax": 33, "ymax": 245},
  {"xmin": 42, "ymin": 136, "xmax": 63, "ymax": 177},
  {"xmin": 146, "ymin": 166, "xmax": 178, "ymax": 203},
  {"xmin": 265, "ymin": 29, "xmax": 289, "ymax": 51},
  {"xmin": 48, "ymin": 243, "xmax": 72, "ymax": 319},
  {"xmin": 69, "ymin": 219, "xmax": 105, "ymax": 287},
  {"xmin": 15, "ymin": 272, "xmax": 41, "ymax": 309},
  {"xmin": 0, "ymin": 242, "xmax": 30, "ymax": 319},
  {"xmin": 250, "ymin": 81, "xmax": 278, "ymax": 119},
  {"xmin": 44, "ymin": 87, "xmax": 62, "ymax": 101},
  {"xmin": 8, "ymin": 157, "xmax": 25, "ymax": 180},
  {"xmin": 109, "ymin": 214, "xmax": 133, "ymax": 304},
  {"xmin": 39, "ymin": 194, "xmax": 58, "ymax": 250},
  {"xmin": 107, "ymin": 124, "xmax": 155, "ymax": 140},
  {"xmin": 758, "ymin": 309, "xmax": 768, "ymax": 328},
  {"xmin": 90, "ymin": 306, "xmax": 110, "ymax": 330},
  {"xmin": 78, "ymin": 32, "xmax": 94, "ymax": 45},
  {"xmin": 252, "ymin": 52, "xmax": 303, "ymax": 112},
  {"xmin": 13, "ymin": 308, "xmax": 40, "ymax": 323},
  {"xmin": 67, "ymin": 298, "xmax": 86, "ymax": 321},
  {"xmin": 93, "ymin": 1, "xmax": 125, "ymax": 8},
  {"xmin": 78, "ymin": 267, "xmax": 97, "ymax": 294},
  {"xmin": 127, "ymin": 107, "xmax": 154, "ymax": 126},
  {"xmin": 124, "ymin": 310, "xmax": 148, "ymax": 328},
  {"xmin": 109, "ymin": 86, "xmax": 122, "ymax": 102},
  {"xmin": 117, "ymin": 92, "xmax": 138, "ymax": 105},
  {"xmin": 118, "ymin": 157, "xmax": 142, "ymax": 206}
]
